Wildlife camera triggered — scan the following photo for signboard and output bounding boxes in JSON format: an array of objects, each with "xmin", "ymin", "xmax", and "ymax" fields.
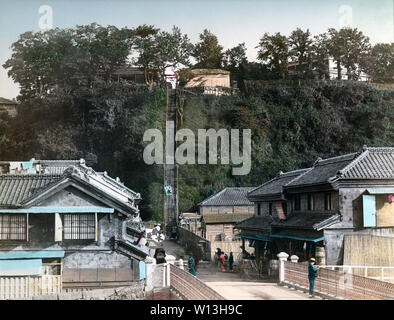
[{"xmin": 274, "ymin": 204, "xmax": 286, "ymax": 220}]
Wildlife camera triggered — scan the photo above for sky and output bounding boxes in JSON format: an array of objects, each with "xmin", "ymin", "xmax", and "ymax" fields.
[{"xmin": 0, "ymin": 0, "xmax": 393, "ymax": 99}]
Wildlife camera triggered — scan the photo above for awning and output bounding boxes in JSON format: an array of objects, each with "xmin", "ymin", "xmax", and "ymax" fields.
[
  {"xmin": 249, "ymin": 240, "xmax": 270, "ymax": 248},
  {"xmin": 235, "ymin": 234, "xmax": 271, "ymax": 242},
  {"xmin": 0, "ymin": 250, "xmax": 65, "ymax": 260},
  {"xmin": 270, "ymin": 232, "xmax": 324, "ymax": 243},
  {"xmin": 0, "ymin": 259, "xmax": 42, "ymax": 276},
  {"xmin": 367, "ymin": 188, "xmax": 394, "ymax": 195},
  {"xmin": 0, "ymin": 206, "xmax": 114, "ymax": 214}
]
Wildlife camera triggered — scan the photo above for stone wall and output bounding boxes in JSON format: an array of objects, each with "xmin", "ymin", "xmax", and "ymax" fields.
[
  {"xmin": 205, "ymin": 223, "xmax": 236, "ymax": 242},
  {"xmin": 178, "ymin": 227, "xmax": 211, "ymax": 261},
  {"xmin": 324, "ymin": 228, "xmax": 394, "ymax": 265}
]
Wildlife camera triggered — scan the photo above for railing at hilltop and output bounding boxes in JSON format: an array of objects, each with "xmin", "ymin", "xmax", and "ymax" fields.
[{"xmin": 277, "ymin": 252, "xmax": 394, "ymax": 300}]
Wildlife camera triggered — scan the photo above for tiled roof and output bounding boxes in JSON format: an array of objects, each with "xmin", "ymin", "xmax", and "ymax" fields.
[
  {"xmin": 234, "ymin": 215, "xmax": 273, "ymax": 233},
  {"xmin": 198, "ymin": 187, "xmax": 255, "ymax": 207},
  {"xmin": 286, "ymin": 153, "xmax": 359, "ymax": 187},
  {"xmin": 0, "ymin": 174, "xmax": 62, "ymax": 207},
  {"xmin": 338, "ymin": 147, "xmax": 394, "ymax": 179},
  {"xmin": 271, "ymin": 212, "xmax": 341, "ymax": 230},
  {"xmin": 202, "ymin": 213, "xmax": 253, "ymax": 224},
  {"xmin": 0, "ymin": 159, "xmax": 142, "ymax": 211},
  {"xmin": 286, "ymin": 147, "xmax": 394, "ymax": 189},
  {"xmin": 248, "ymin": 168, "xmax": 311, "ymax": 199}
]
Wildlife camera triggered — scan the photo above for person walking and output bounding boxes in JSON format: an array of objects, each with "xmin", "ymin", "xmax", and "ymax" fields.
[
  {"xmin": 229, "ymin": 252, "xmax": 234, "ymax": 271},
  {"xmin": 188, "ymin": 255, "xmax": 196, "ymax": 276},
  {"xmin": 215, "ymin": 248, "xmax": 221, "ymax": 268},
  {"xmin": 220, "ymin": 251, "xmax": 226, "ymax": 272},
  {"xmin": 308, "ymin": 257, "xmax": 319, "ymax": 298}
]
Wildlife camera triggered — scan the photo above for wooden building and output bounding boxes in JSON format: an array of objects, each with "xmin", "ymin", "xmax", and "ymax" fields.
[
  {"xmin": 198, "ymin": 187, "xmax": 255, "ymax": 242},
  {"xmin": 184, "ymin": 69, "xmax": 232, "ymax": 95},
  {"xmin": 236, "ymin": 146, "xmax": 394, "ymax": 266},
  {"xmin": 0, "ymin": 159, "xmax": 148, "ymax": 288}
]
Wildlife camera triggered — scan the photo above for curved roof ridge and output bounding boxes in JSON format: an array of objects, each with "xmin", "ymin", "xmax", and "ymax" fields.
[
  {"xmin": 336, "ymin": 149, "xmax": 369, "ymax": 178},
  {"xmin": 365, "ymin": 146, "xmax": 394, "ymax": 152},
  {"xmin": 317, "ymin": 152, "xmax": 359, "ymax": 165},
  {"xmin": 284, "ymin": 167, "xmax": 313, "ymax": 186}
]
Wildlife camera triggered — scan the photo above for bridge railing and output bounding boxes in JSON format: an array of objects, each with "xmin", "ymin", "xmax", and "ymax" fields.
[
  {"xmin": 169, "ymin": 263, "xmax": 225, "ymax": 300},
  {"xmin": 281, "ymin": 259, "xmax": 394, "ymax": 300},
  {"xmin": 323, "ymin": 265, "xmax": 394, "ymax": 283}
]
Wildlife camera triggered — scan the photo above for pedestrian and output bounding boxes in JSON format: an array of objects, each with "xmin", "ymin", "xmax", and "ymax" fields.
[
  {"xmin": 215, "ymin": 248, "xmax": 221, "ymax": 267},
  {"xmin": 188, "ymin": 255, "xmax": 196, "ymax": 276},
  {"xmin": 229, "ymin": 252, "xmax": 234, "ymax": 271},
  {"xmin": 220, "ymin": 251, "xmax": 226, "ymax": 272},
  {"xmin": 308, "ymin": 257, "xmax": 319, "ymax": 298}
]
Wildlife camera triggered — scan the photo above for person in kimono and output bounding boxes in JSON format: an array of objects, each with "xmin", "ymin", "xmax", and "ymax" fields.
[{"xmin": 308, "ymin": 257, "xmax": 319, "ymax": 297}]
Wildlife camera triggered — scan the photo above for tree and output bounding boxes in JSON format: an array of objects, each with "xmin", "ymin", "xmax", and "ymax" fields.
[
  {"xmin": 288, "ymin": 28, "xmax": 313, "ymax": 79},
  {"xmin": 154, "ymin": 26, "xmax": 194, "ymax": 76},
  {"xmin": 3, "ymin": 24, "xmax": 133, "ymax": 102},
  {"xmin": 256, "ymin": 32, "xmax": 289, "ymax": 79},
  {"xmin": 326, "ymin": 28, "xmax": 371, "ymax": 80},
  {"xmin": 223, "ymin": 43, "xmax": 248, "ymax": 70},
  {"xmin": 132, "ymin": 25, "xmax": 193, "ymax": 88},
  {"xmin": 311, "ymin": 33, "xmax": 330, "ymax": 79},
  {"xmin": 132, "ymin": 24, "xmax": 161, "ymax": 89},
  {"xmin": 363, "ymin": 43, "xmax": 394, "ymax": 83},
  {"xmin": 192, "ymin": 29, "xmax": 224, "ymax": 69},
  {"xmin": 223, "ymin": 43, "xmax": 248, "ymax": 87}
]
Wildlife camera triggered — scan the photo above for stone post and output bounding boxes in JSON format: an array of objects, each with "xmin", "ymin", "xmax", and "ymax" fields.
[
  {"xmin": 145, "ymin": 256, "xmax": 156, "ymax": 292},
  {"xmin": 290, "ymin": 255, "xmax": 299, "ymax": 263},
  {"xmin": 165, "ymin": 255, "xmax": 176, "ymax": 287},
  {"xmin": 176, "ymin": 258, "xmax": 184, "ymax": 270},
  {"xmin": 277, "ymin": 252, "xmax": 289, "ymax": 283}
]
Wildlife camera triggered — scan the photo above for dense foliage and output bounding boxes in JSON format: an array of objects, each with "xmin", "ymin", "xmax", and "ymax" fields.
[
  {"xmin": 176, "ymin": 81, "xmax": 394, "ymax": 213},
  {"xmin": 1, "ymin": 24, "xmax": 393, "ymax": 220}
]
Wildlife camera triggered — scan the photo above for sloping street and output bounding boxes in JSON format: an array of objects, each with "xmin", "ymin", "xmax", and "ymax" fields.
[
  {"xmin": 196, "ymin": 262, "xmax": 319, "ymax": 300},
  {"xmin": 161, "ymin": 240, "xmax": 319, "ymax": 300}
]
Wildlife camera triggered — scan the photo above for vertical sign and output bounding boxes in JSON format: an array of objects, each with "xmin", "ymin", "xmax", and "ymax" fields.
[
  {"xmin": 274, "ymin": 204, "xmax": 286, "ymax": 220},
  {"xmin": 95, "ymin": 212, "xmax": 98, "ymax": 242},
  {"xmin": 54, "ymin": 213, "xmax": 63, "ymax": 242}
]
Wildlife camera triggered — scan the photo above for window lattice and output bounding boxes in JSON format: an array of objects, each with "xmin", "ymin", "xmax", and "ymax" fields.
[
  {"xmin": 63, "ymin": 214, "xmax": 95, "ymax": 240},
  {"xmin": 0, "ymin": 214, "xmax": 27, "ymax": 240}
]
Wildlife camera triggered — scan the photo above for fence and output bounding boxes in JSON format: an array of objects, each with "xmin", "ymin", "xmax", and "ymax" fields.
[
  {"xmin": 169, "ymin": 263, "xmax": 225, "ymax": 300},
  {"xmin": 0, "ymin": 275, "xmax": 62, "ymax": 300},
  {"xmin": 324, "ymin": 265, "xmax": 394, "ymax": 283},
  {"xmin": 282, "ymin": 260, "xmax": 394, "ymax": 300}
]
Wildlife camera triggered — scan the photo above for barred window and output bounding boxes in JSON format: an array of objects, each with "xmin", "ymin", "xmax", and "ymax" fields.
[
  {"xmin": 63, "ymin": 214, "xmax": 96, "ymax": 240},
  {"xmin": 0, "ymin": 214, "xmax": 27, "ymax": 240}
]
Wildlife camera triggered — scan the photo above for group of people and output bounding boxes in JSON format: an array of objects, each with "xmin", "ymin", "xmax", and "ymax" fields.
[{"xmin": 215, "ymin": 248, "xmax": 234, "ymax": 272}]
